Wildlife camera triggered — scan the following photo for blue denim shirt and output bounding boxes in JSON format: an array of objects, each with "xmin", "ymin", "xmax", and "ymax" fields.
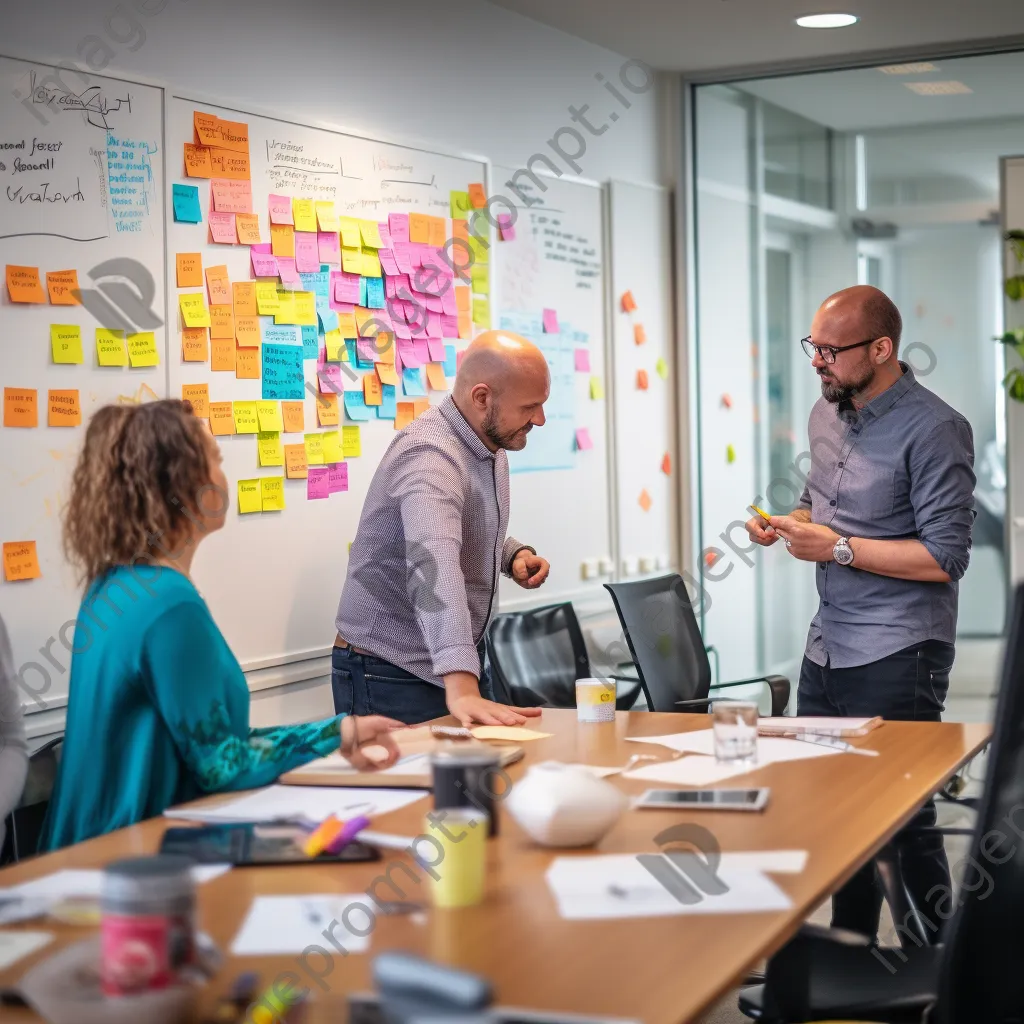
[{"xmin": 799, "ymin": 363, "xmax": 976, "ymax": 669}]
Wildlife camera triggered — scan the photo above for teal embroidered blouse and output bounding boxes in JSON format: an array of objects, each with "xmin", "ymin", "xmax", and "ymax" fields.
[{"xmin": 41, "ymin": 565, "xmax": 343, "ymax": 851}]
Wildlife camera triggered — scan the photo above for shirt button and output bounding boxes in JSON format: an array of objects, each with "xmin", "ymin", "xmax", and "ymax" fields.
[
  {"xmin": 823, "ymin": 601, "xmax": 830, "ymax": 607},
  {"xmin": 829, "ymin": 499, "xmax": 836, "ymax": 506},
  {"xmin": 852, "ymin": 427, "xmax": 861, "ymax": 434},
  {"xmin": 819, "ymin": 563, "xmax": 826, "ymax": 570},
  {"xmin": 837, "ymin": 461, "xmax": 844, "ymax": 468}
]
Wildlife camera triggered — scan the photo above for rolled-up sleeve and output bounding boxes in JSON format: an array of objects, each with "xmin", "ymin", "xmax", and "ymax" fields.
[
  {"xmin": 501, "ymin": 536, "xmax": 528, "ymax": 576},
  {"xmin": 910, "ymin": 417, "xmax": 976, "ymax": 581}
]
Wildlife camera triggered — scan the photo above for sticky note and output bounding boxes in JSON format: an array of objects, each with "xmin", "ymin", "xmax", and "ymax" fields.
[
  {"xmin": 172, "ymin": 184, "xmax": 202, "ymax": 223},
  {"xmin": 574, "ymin": 348, "xmax": 590, "ymax": 373},
  {"xmin": 443, "ymin": 344, "xmax": 458, "ymax": 377},
  {"xmin": 575, "ymin": 427, "xmax": 593, "ymax": 451},
  {"xmin": 295, "ymin": 232, "xmax": 319, "ymax": 273},
  {"xmin": 407, "ymin": 213, "xmax": 429, "ymax": 244},
  {"xmin": 395, "ymin": 401, "xmax": 415, "ymax": 430},
  {"xmin": 307, "ymin": 466, "xmax": 330, "ymax": 499},
  {"xmin": 450, "ymin": 191, "xmax": 471, "ymax": 219},
  {"xmin": 235, "ymin": 212, "xmax": 261, "ymax": 245},
  {"xmin": 639, "ymin": 489, "xmax": 653, "ymax": 512},
  {"xmin": 282, "ymin": 401, "xmax": 305, "ymax": 433},
  {"xmin": 205, "ymin": 265, "xmax": 231, "ymax": 305},
  {"xmin": 339, "ymin": 425, "xmax": 361, "ymax": 458},
  {"xmin": 402, "ymin": 367, "xmax": 425, "ymax": 397},
  {"xmin": 376, "ymin": 361, "xmax": 398, "ymax": 386},
  {"xmin": 292, "ymin": 199, "xmax": 317, "ymax": 233},
  {"xmin": 48, "ymin": 389, "xmax": 81, "ymax": 427},
  {"xmin": 209, "ymin": 148, "xmax": 251, "ymax": 180},
  {"xmin": 179, "ymin": 293, "xmax": 211, "ymax": 328},
  {"xmin": 210, "ymin": 305, "xmax": 234, "ymax": 340},
  {"xmin": 176, "ymin": 253, "xmax": 202, "ymax": 288},
  {"xmin": 634, "ymin": 323, "xmax": 647, "ymax": 346},
  {"xmin": 235, "ymin": 345, "xmax": 259, "ymax": 379},
  {"xmin": 3, "ymin": 388, "xmax": 38, "ymax": 427},
  {"xmin": 271, "ymin": 223, "xmax": 296, "ymax": 258},
  {"xmin": 468, "ymin": 183, "xmax": 486, "ymax": 208},
  {"xmin": 292, "ymin": 291, "xmax": 317, "ymax": 326},
  {"xmin": 251, "ymin": 401, "xmax": 281, "ymax": 433},
  {"xmin": 637, "ymin": 369, "xmax": 649, "ymax": 391},
  {"xmin": 470, "ymin": 726, "xmax": 551, "ymax": 742},
  {"xmin": 46, "ymin": 269, "xmax": 80, "ymax": 305},
  {"xmin": 656, "ymin": 356, "xmax": 669, "ymax": 381},
  {"xmin": 50, "ymin": 324, "xmax": 83, "ymax": 364},
  {"xmin": 471, "ymin": 297, "xmax": 490, "ymax": 328},
  {"xmin": 590, "ymin": 376, "xmax": 604, "ymax": 401},
  {"xmin": 96, "ymin": 329, "xmax": 128, "ymax": 366},
  {"xmin": 328, "ymin": 462, "xmax": 349, "ymax": 493},
  {"xmin": 425, "ymin": 363, "xmax": 448, "ymax": 391},
  {"xmin": 304, "ymin": 432, "xmax": 326, "ymax": 466},
  {"xmin": 343, "ymin": 391, "xmax": 373, "ymax": 421},
  {"xmin": 262, "ymin": 343, "xmax": 304, "ymax": 400},
  {"xmin": 216, "ymin": 117, "xmax": 249, "ymax": 154},
  {"xmin": 258, "ymin": 431, "xmax": 284, "ymax": 467},
  {"xmin": 363, "ymin": 371, "xmax": 383, "ymax": 406},
  {"xmin": 542, "ymin": 308, "xmax": 559, "ymax": 333},
  {"xmin": 377, "ymin": 383, "xmax": 396, "ymax": 419},
  {"xmin": 251, "ymin": 251, "xmax": 279, "ymax": 278},
  {"xmin": 237, "ymin": 479, "xmax": 262, "ymax": 514},
  {"xmin": 314, "ymin": 201, "xmax": 339, "ymax": 232},
  {"xmin": 268, "ymin": 194, "xmax": 293, "ymax": 225},
  {"xmin": 471, "ymin": 265, "xmax": 489, "ymax": 294},
  {"xmin": 621, "ymin": 291, "xmax": 637, "ymax": 313},
  {"xmin": 662, "ymin": 452, "xmax": 672, "ymax": 475},
  {"xmin": 208, "ymin": 211, "xmax": 236, "ymax": 243},
  {"xmin": 182, "ymin": 383, "xmax": 209, "ymax": 417},
  {"xmin": 6, "ymin": 265, "xmax": 46, "ymax": 303},
  {"xmin": 184, "ymin": 142, "xmax": 213, "ymax": 178},
  {"xmin": 497, "ymin": 214, "xmax": 515, "ymax": 241},
  {"xmin": 726, "ymin": 444, "xmax": 736, "ymax": 464},
  {"xmin": 255, "ymin": 281, "xmax": 281, "ymax": 315},
  {"xmin": 321, "ymin": 430, "xmax": 344, "ymax": 463},
  {"xmin": 211, "ymin": 178, "xmax": 252, "ymax": 214},
  {"xmin": 231, "ymin": 281, "xmax": 258, "ymax": 317},
  {"xmin": 281, "ymin": 443, "xmax": 306, "ymax": 479},
  {"xmin": 233, "ymin": 401, "xmax": 259, "ymax": 433},
  {"xmin": 316, "ymin": 392, "xmax": 340, "ymax": 426},
  {"xmin": 3, "ymin": 541, "xmax": 41, "ymax": 582},
  {"xmin": 211, "ymin": 336, "xmax": 235, "ymax": 372},
  {"xmin": 209, "ymin": 402, "xmax": 235, "ymax": 435},
  {"xmin": 126, "ymin": 332, "xmax": 159, "ymax": 368},
  {"xmin": 235, "ymin": 316, "xmax": 260, "ymax": 348},
  {"xmin": 194, "ymin": 111, "xmax": 221, "ymax": 146}
]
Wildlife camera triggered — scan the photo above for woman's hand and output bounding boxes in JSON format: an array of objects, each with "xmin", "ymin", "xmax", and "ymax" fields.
[{"xmin": 340, "ymin": 715, "xmax": 405, "ymax": 770}]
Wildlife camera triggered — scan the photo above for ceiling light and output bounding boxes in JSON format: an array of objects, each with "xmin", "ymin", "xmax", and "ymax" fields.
[
  {"xmin": 903, "ymin": 80, "xmax": 973, "ymax": 96},
  {"xmin": 878, "ymin": 62, "xmax": 939, "ymax": 75},
  {"xmin": 795, "ymin": 13, "xmax": 859, "ymax": 28}
]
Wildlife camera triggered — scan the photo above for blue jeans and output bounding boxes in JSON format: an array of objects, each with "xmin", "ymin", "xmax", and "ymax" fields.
[{"xmin": 331, "ymin": 645, "xmax": 494, "ymax": 726}]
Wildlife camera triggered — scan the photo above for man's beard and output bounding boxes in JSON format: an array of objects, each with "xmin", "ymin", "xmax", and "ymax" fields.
[
  {"xmin": 482, "ymin": 406, "xmax": 529, "ymax": 450},
  {"xmin": 819, "ymin": 364, "xmax": 875, "ymax": 403}
]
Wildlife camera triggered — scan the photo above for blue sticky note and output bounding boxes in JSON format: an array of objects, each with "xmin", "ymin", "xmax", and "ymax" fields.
[
  {"xmin": 301, "ymin": 324, "xmax": 319, "ymax": 360},
  {"xmin": 172, "ymin": 183, "xmax": 201, "ymax": 223},
  {"xmin": 377, "ymin": 384, "xmax": 397, "ymax": 419},
  {"xmin": 344, "ymin": 390, "xmax": 373, "ymax": 421},
  {"xmin": 345, "ymin": 339, "xmax": 373, "ymax": 369},
  {"xmin": 299, "ymin": 270, "xmax": 331, "ymax": 303},
  {"xmin": 262, "ymin": 324, "xmax": 301, "ymax": 346},
  {"xmin": 402, "ymin": 367, "xmax": 426, "ymax": 397},
  {"xmin": 443, "ymin": 344, "xmax": 458, "ymax": 377},
  {"xmin": 319, "ymin": 308, "xmax": 339, "ymax": 334},
  {"xmin": 359, "ymin": 277, "xmax": 367, "ymax": 307},
  {"xmin": 262, "ymin": 342, "xmax": 304, "ymax": 400},
  {"xmin": 365, "ymin": 277, "xmax": 386, "ymax": 309}
]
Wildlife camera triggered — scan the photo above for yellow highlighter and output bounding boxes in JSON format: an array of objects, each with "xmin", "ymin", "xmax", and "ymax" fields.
[
  {"xmin": 303, "ymin": 815, "xmax": 345, "ymax": 857},
  {"xmin": 748, "ymin": 504, "xmax": 772, "ymax": 524}
]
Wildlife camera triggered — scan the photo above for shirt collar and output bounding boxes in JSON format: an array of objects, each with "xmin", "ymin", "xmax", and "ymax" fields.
[
  {"xmin": 440, "ymin": 396, "xmax": 496, "ymax": 461},
  {"xmin": 862, "ymin": 361, "xmax": 916, "ymax": 419}
]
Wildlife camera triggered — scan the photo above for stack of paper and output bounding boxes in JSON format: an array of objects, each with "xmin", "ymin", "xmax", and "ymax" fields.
[{"xmin": 231, "ymin": 895, "xmax": 373, "ymax": 955}]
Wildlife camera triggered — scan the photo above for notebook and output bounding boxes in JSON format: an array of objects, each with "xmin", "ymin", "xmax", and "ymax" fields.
[{"xmin": 757, "ymin": 716, "xmax": 882, "ymax": 738}]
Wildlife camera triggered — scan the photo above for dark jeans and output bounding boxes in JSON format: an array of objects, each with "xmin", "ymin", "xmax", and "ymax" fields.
[
  {"xmin": 798, "ymin": 639, "xmax": 955, "ymax": 944},
  {"xmin": 331, "ymin": 645, "xmax": 493, "ymax": 726}
]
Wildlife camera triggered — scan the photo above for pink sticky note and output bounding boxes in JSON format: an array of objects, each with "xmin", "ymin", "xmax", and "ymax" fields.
[
  {"xmin": 251, "ymin": 251, "xmax": 279, "ymax": 277},
  {"xmin": 393, "ymin": 244, "xmax": 413, "ymax": 275},
  {"xmin": 407, "ymin": 246, "xmax": 424, "ymax": 269},
  {"xmin": 307, "ymin": 467, "xmax": 330, "ymax": 499},
  {"xmin": 251, "ymin": 242, "xmax": 272, "ymax": 254},
  {"xmin": 318, "ymin": 230, "xmax": 341, "ymax": 265},
  {"xmin": 210, "ymin": 178, "xmax": 253, "ymax": 214},
  {"xmin": 498, "ymin": 214, "xmax": 516, "ymax": 241},
  {"xmin": 393, "ymin": 317, "xmax": 412, "ymax": 340},
  {"xmin": 328, "ymin": 462, "xmax": 349, "ymax": 493},
  {"xmin": 397, "ymin": 339, "xmax": 422, "ymax": 367},
  {"xmin": 575, "ymin": 427, "xmax": 593, "ymax": 451},
  {"xmin": 425, "ymin": 311, "xmax": 442, "ymax": 338},
  {"xmin": 441, "ymin": 289, "xmax": 458, "ymax": 315},
  {"xmin": 356, "ymin": 337, "xmax": 379, "ymax": 363},
  {"xmin": 295, "ymin": 232, "xmax": 320, "ymax": 273},
  {"xmin": 277, "ymin": 257, "xmax": 300, "ymax": 286},
  {"xmin": 427, "ymin": 339, "xmax": 446, "ymax": 362},
  {"xmin": 574, "ymin": 348, "xmax": 591, "ymax": 372},
  {"xmin": 441, "ymin": 313, "xmax": 460, "ymax": 338},
  {"xmin": 377, "ymin": 223, "xmax": 393, "ymax": 248},
  {"xmin": 413, "ymin": 339, "xmax": 431, "ymax": 365},
  {"xmin": 378, "ymin": 249, "xmax": 399, "ymax": 277},
  {"xmin": 334, "ymin": 271, "xmax": 362, "ymax": 304},
  {"xmin": 269, "ymin": 194, "xmax": 294, "ymax": 225},
  {"xmin": 319, "ymin": 365, "xmax": 343, "ymax": 393},
  {"xmin": 209, "ymin": 211, "xmax": 237, "ymax": 244},
  {"xmin": 542, "ymin": 308, "xmax": 559, "ymax": 333},
  {"xmin": 423, "ymin": 293, "xmax": 443, "ymax": 313},
  {"xmin": 317, "ymin": 346, "xmax": 328, "ymax": 370},
  {"xmin": 388, "ymin": 213, "xmax": 409, "ymax": 244}
]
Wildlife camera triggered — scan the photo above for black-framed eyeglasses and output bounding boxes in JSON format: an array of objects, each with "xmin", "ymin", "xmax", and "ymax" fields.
[{"xmin": 800, "ymin": 336, "xmax": 879, "ymax": 364}]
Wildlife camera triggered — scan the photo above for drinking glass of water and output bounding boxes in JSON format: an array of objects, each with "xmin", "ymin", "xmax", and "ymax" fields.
[{"xmin": 713, "ymin": 701, "xmax": 758, "ymax": 765}]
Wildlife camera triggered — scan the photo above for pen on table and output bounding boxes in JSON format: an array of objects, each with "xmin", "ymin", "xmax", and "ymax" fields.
[{"xmin": 791, "ymin": 732, "xmax": 879, "ymax": 757}]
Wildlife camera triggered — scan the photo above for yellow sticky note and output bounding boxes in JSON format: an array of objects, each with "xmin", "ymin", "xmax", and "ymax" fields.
[
  {"xmin": 285, "ymin": 443, "xmax": 308, "ymax": 479},
  {"xmin": 179, "ymin": 292, "xmax": 211, "ymax": 328},
  {"xmin": 304, "ymin": 432, "xmax": 324, "ymax": 465},
  {"xmin": 3, "ymin": 541, "xmax": 41, "ymax": 582},
  {"xmin": 472, "ymin": 296, "xmax": 490, "ymax": 327},
  {"xmin": 274, "ymin": 289, "xmax": 296, "ymax": 324},
  {"xmin": 321, "ymin": 430, "xmax": 344, "ymax": 463},
  {"xmin": 292, "ymin": 198, "xmax": 317, "ymax": 233},
  {"xmin": 96, "ymin": 329, "xmax": 128, "ymax": 367},
  {"xmin": 181, "ymin": 383, "xmax": 210, "ymax": 418},
  {"xmin": 50, "ymin": 324, "xmax": 83, "ymax": 364},
  {"xmin": 209, "ymin": 402, "xmax": 235, "ymax": 436},
  {"xmin": 258, "ymin": 430, "xmax": 284, "ymax": 467},
  {"xmin": 237, "ymin": 479, "xmax": 262, "ymax": 514},
  {"xmin": 339, "ymin": 218, "xmax": 361, "ymax": 248},
  {"xmin": 470, "ymin": 265, "xmax": 489, "ymax": 294},
  {"xmin": 316, "ymin": 393, "xmax": 339, "ymax": 427},
  {"xmin": 292, "ymin": 291, "xmax": 317, "ymax": 326},
  {"xmin": 325, "ymin": 329, "xmax": 345, "ymax": 362},
  {"xmin": 359, "ymin": 220, "xmax": 383, "ymax": 248},
  {"xmin": 656, "ymin": 356, "xmax": 669, "ymax": 380},
  {"xmin": 48, "ymin": 389, "xmax": 81, "ymax": 427},
  {"xmin": 271, "ymin": 223, "xmax": 296, "ymax": 258},
  {"xmin": 342, "ymin": 425, "xmax": 361, "ymax": 458},
  {"xmin": 470, "ymin": 726, "xmax": 552, "ymax": 742},
  {"xmin": 360, "ymin": 251, "xmax": 382, "ymax": 279},
  {"xmin": 282, "ymin": 401, "xmax": 305, "ymax": 433},
  {"xmin": 341, "ymin": 247, "xmax": 362, "ymax": 274},
  {"xmin": 255, "ymin": 281, "xmax": 281, "ymax": 315},
  {"xmin": 315, "ymin": 201, "xmax": 339, "ymax": 232},
  {"xmin": 261, "ymin": 476, "xmax": 286, "ymax": 511},
  {"xmin": 256, "ymin": 400, "xmax": 283, "ymax": 432},
  {"xmin": 127, "ymin": 331, "xmax": 159, "ymax": 368},
  {"xmin": 233, "ymin": 400, "xmax": 259, "ymax": 433},
  {"xmin": 337, "ymin": 311, "xmax": 357, "ymax": 339},
  {"xmin": 590, "ymin": 376, "xmax": 605, "ymax": 401}
]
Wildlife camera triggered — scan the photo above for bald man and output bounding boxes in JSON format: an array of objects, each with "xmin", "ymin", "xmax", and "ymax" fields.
[
  {"xmin": 333, "ymin": 331, "xmax": 551, "ymax": 727},
  {"xmin": 746, "ymin": 285, "xmax": 976, "ymax": 943}
]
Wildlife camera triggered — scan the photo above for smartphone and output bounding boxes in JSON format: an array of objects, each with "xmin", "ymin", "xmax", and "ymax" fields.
[
  {"xmin": 160, "ymin": 824, "xmax": 382, "ymax": 866},
  {"xmin": 635, "ymin": 788, "xmax": 770, "ymax": 812}
]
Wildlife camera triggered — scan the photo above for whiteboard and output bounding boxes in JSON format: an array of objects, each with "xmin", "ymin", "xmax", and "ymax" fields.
[
  {"xmin": 492, "ymin": 168, "xmax": 612, "ymax": 610},
  {"xmin": 0, "ymin": 56, "xmax": 165, "ymax": 712},
  {"xmin": 607, "ymin": 180, "xmax": 678, "ymax": 576},
  {"xmin": 166, "ymin": 95, "xmax": 487, "ymax": 668}
]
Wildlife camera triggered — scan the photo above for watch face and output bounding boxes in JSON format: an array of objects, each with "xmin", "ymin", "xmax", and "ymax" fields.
[{"xmin": 834, "ymin": 541, "xmax": 854, "ymax": 566}]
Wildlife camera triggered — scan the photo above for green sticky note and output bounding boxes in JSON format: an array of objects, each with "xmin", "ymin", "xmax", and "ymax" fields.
[
  {"xmin": 590, "ymin": 376, "xmax": 604, "ymax": 401},
  {"xmin": 450, "ymin": 191, "xmax": 471, "ymax": 220},
  {"xmin": 726, "ymin": 444, "xmax": 736, "ymax": 464},
  {"xmin": 656, "ymin": 356, "xmax": 669, "ymax": 380},
  {"xmin": 472, "ymin": 296, "xmax": 490, "ymax": 328},
  {"xmin": 470, "ymin": 264, "xmax": 489, "ymax": 295}
]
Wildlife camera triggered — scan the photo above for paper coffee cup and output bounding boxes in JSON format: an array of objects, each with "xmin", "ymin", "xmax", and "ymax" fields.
[{"xmin": 575, "ymin": 678, "xmax": 616, "ymax": 722}]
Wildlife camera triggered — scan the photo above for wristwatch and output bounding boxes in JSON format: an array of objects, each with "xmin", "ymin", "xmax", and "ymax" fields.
[{"xmin": 833, "ymin": 536, "xmax": 855, "ymax": 566}]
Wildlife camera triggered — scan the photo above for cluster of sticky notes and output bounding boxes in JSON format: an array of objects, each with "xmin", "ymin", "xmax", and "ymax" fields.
[
  {"xmin": 185, "ymin": 111, "xmax": 251, "ymax": 180},
  {"xmin": 2, "ymin": 540, "xmax": 41, "ymax": 582},
  {"xmin": 4, "ymin": 386, "xmax": 83, "ymax": 429},
  {"xmin": 6, "ymin": 266, "xmax": 81, "ymax": 305},
  {"xmin": 237, "ymin": 476, "xmax": 285, "ymax": 514}
]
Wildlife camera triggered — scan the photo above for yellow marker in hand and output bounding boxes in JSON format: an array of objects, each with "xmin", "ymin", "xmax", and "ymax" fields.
[
  {"xmin": 748, "ymin": 505, "xmax": 772, "ymax": 524},
  {"xmin": 303, "ymin": 815, "xmax": 344, "ymax": 857}
]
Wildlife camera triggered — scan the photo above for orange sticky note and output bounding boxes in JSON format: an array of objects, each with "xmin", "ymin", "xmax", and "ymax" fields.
[
  {"xmin": 235, "ymin": 345, "xmax": 259, "ymax": 379},
  {"xmin": 639, "ymin": 488, "xmax": 653, "ymax": 512},
  {"xmin": 235, "ymin": 316, "xmax": 260, "ymax": 347},
  {"xmin": 317, "ymin": 392, "xmax": 340, "ymax": 426},
  {"xmin": 3, "ymin": 541, "xmax": 41, "ymax": 582},
  {"xmin": 4, "ymin": 388, "xmax": 38, "ymax": 427},
  {"xmin": 457, "ymin": 311, "xmax": 472, "ymax": 340},
  {"xmin": 176, "ymin": 253, "xmax": 203, "ymax": 288},
  {"xmin": 271, "ymin": 223, "xmax": 296, "ymax": 258},
  {"xmin": 363, "ymin": 371, "xmax": 383, "ymax": 406},
  {"xmin": 455, "ymin": 286, "xmax": 471, "ymax": 312},
  {"xmin": 235, "ymin": 212, "xmax": 261, "ymax": 245},
  {"xmin": 211, "ymin": 336, "xmax": 235, "ymax": 372},
  {"xmin": 376, "ymin": 362, "xmax": 398, "ymax": 386},
  {"xmin": 217, "ymin": 118, "xmax": 250, "ymax": 154},
  {"xmin": 232, "ymin": 281, "xmax": 258, "ymax": 317},
  {"xmin": 428, "ymin": 216, "xmax": 447, "ymax": 247},
  {"xmin": 194, "ymin": 111, "xmax": 221, "ymax": 146},
  {"xmin": 621, "ymin": 290, "xmax": 637, "ymax": 313},
  {"xmin": 209, "ymin": 148, "xmax": 251, "ymax": 180},
  {"xmin": 181, "ymin": 383, "xmax": 210, "ymax": 418},
  {"xmin": 210, "ymin": 304, "xmax": 235, "ymax": 340},
  {"xmin": 6, "ymin": 266, "xmax": 46, "ymax": 303},
  {"xmin": 425, "ymin": 363, "xmax": 449, "ymax": 391},
  {"xmin": 661, "ymin": 452, "xmax": 672, "ymax": 475},
  {"xmin": 183, "ymin": 143, "xmax": 213, "ymax": 177},
  {"xmin": 395, "ymin": 402, "xmax": 415, "ymax": 430},
  {"xmin": 468, "ymin": 183, "xmax": 486, "ymax": 209},
  {"xmin": 182, "ymin": 327, "xmax": 209, "ymax": 362},
  {"xmin": 633, "ymin": 323, "xmax": 646, "ymax": 346},
  {"xmin": 48, "ymin": 389, "xmax": 81, "ymax": 427},
  {"xmin": 46, "ymin": 270, "xmax": 80, "ymax": 305},
  {"xmin": 409, "ymin": 213, "xmax": 430, "ymax": 244},
  {"xmin": 205, "ymin": 265, "xmax": 231, "ymax": 305},
  {"xmin": 285, "ymin": 443, "xmax": 308, "ymax": 479},
  {"xmin": 413, "ymin": 398, "xmax": 430, "ymax": 418},
  {"xmin": 282, "ymin": 401, "xmax": 305, "ymax": 433},
  {"xmin": 636, "ymin": 369, "xmax": 649, "ymax": 391},
  {"xmin": 208, "ymin": 402, "xmax": 235, "ymax": 435}
]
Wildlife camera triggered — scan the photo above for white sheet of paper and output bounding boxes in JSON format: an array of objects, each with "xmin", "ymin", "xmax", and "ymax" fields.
[
  {"xmin": 545, "ymin": 854, "xmax": 792, "ymax": 920},
  {"xmin": 0, "ymin": 930, "xmax": 53, "ymax": 970},
  {"xmin": 624, "ymin": 756, "xmax": 757, "ymax": 787},
  {"xmin": 290, "ymin": 752, "xmax": 431, "ymax": 777},
  {"xmin": 626, "ymin": 729, "xmax": 840, "ymax": 766},
  {"xmin": 533, "ymin": 761, "xmax": 624, "ymax": 778},
  {"xmin": 164, "ymin": 785, "xmax": 427, "ymax": 824},
  {"xmin": 231, "ymin": 895, "xmax": 371, "ymax": 955},
  {"xmin": 1, "ymin": 865, "xmax": 230, "ymax": 903}
]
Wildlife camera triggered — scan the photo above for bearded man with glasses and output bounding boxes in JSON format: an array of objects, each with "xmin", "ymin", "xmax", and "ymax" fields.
[{"xmin": 745, "ymin": 285, "xmax": 977, "ymax": 945}]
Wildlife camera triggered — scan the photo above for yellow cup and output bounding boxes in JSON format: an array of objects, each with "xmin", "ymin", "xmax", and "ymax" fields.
[
  {"xmin": 425, "ymin": 808, "xmax": 488, "ymax": 908},
  {"xmin": 575, "ymin": 677, "xmax": 616, "ymax": 722}
]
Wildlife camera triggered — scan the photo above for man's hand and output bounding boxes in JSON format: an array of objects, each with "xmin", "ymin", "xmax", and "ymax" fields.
[
  {"xmin": 770, "ymin": 515, "xmax": 840, "ymax": 563},
  {"xmin": 444, "ymin": 670, "xmax": 543, "ymax": 727},
  {"xmin": 745, "ymin": 515, "xmax": 780, "ymax": 547},
  {"xmin": 511, "ymin": 550, "xmax": 550, "ymax": 589},
  {"xmin": 341, "ymin": 715, "xmax": 405, "ymax": 770}
]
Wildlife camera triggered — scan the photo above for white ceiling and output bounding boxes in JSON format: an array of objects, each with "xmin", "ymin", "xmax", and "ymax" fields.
[{"xmin": 486, "ymin": 0, "xmax": 1024, "ymax": 76}]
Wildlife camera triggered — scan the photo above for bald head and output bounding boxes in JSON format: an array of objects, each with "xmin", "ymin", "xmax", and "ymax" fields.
[
  {"xmin": 819, "ymin": 285, "xmax": 902, "ymax": 351},
  {"xmin": 453, "ymin": 331, "xmax": 550, "ymax": 452}
]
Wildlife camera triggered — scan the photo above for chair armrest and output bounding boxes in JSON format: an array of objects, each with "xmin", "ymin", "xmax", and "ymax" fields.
[
  {"xmin": 673, "ymin": 697, "xmax": 746, "ymax": 709},
  {"xmin": 716, "ymin": 674, "xmax": 791, "ymax": 717},
  {"xmin": 609, "ymin": 673, "xmax": 641, "ymax": 683}
]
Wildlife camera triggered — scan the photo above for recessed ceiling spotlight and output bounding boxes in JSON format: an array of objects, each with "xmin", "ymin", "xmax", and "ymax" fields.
[
  {"xmin": 796, "ymin": 13, "xmax": 859, "ymax": 28},
  {"xmin": 878, "ymin": 62, "xmax": 939, "ymax": 75},
  {"xmin": 904, "ymin": 80, "xmax": 973, "ymax": 96}
]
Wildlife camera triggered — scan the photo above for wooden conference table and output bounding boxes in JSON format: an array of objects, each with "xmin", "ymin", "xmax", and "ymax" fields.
[{"xmin": 0, "ymin": 710, "xmax": 990, "ymax": 1024}]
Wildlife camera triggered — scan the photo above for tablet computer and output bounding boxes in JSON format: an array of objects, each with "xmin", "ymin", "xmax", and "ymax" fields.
[{"xmin": 159, "ymin": 824, "xmax": 381, "ymax": 867}]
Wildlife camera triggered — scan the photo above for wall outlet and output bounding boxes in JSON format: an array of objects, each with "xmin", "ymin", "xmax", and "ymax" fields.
[
  {"xmin": 581, "ymin": 558, "xmax": 599, "ymax": 580},
  {"xmin": 622, "ymin": 556, "xmax": 639, "ymax": 576},
  {"xmin": 598, "ymin": 556, "xmax": 614, "ymax": 575}
]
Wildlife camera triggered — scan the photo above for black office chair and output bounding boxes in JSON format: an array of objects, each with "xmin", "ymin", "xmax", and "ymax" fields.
[
  {"xmin": 0, "ymin": 735, "xmax": 62, "ymax": 866},
  {"xmin": 604, "ymin": 575, "xmax": 790, "ymax": 716},
  {"xmin": 745, "ymin": 581, "xmax": 1024, "ymax": 1024},
  {"xmin": 487, "ymin": 602, "xmax": 642, "ymax": 711}
]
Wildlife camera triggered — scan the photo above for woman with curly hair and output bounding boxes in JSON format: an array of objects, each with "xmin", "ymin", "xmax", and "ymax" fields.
[{"xmin": 41, "ymin": 400, "xmax": 402, "ymax": 851}]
